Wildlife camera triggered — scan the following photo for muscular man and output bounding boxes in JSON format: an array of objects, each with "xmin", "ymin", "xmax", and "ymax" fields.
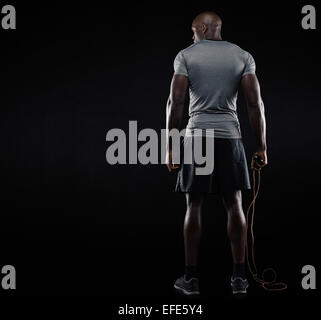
[{"xmin": 166, "ymin": 11, "xmax": 267, "ymax": 295}]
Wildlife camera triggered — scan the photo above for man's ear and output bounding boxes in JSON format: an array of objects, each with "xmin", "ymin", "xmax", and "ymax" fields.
[{"xmin": 201, "ymin": 23, "xmax": 207, "ymax": 34}]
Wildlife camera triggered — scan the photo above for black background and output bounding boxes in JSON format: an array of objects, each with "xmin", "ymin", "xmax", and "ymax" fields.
[{"xmin": 0, "ymin": 0, "xmax": 320, "ymax": 314}]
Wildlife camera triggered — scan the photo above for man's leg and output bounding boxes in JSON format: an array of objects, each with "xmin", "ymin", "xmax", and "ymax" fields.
[
  {"xmin": 221, "ymin": 190, "xmax": 247, "ymax": 279},
  {"xmin": 174, "ymin": 192, "xmax": 204, "ymax": 295},
  {"xmin": 184, "ymin": 192, "xmax": 205, "ymax": 280}
]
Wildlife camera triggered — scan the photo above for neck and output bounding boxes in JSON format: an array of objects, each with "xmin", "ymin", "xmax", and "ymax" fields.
[
  {"xmin": 205, "ymin": 30, "xmax": 222, "ymax": 41},
  {"xmin": 205, "ymin": 37, "xmax": 223, "ymax": 41}
]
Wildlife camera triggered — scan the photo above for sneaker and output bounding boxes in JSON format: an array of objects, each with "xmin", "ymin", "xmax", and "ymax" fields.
[
  {"xmin": 174, "ymin": 275, "xmax": 200, "ymax": 295},
  {"xmin": 231, "ymin": 276, "xmax": 249, "ymax": 294}
]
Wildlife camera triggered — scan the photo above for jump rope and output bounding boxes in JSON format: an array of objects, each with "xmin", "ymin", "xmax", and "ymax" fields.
[{"xmin": 245, "ymin": 155, "xmax": 287, "ymax": 291}]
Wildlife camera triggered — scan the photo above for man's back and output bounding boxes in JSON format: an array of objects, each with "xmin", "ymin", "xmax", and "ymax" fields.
[
  {"xmin": 167, "ymin": 11, "xmax": 267, "ymax": 296},
  {"xmin": 174, "ymin": 40, "xmax": 256, "ymax": 138}
]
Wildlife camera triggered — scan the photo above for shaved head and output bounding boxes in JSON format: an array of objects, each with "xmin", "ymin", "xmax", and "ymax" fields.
[
  {"xmin": 191, "ymin": 11, "xmax": 222, "ymax": 43},
  {"xmin": 193, "ymin": 11, "xmax": 222, "ymax": 28}
]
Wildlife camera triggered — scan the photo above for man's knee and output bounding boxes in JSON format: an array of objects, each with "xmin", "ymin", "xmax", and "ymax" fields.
[
  {"xmin": 186, "ymin": 192, "xmax": 204, "ymax": 210},
  {"xmin": 222, "ymin": 190, "xmax": 243, "ymax": 213}
]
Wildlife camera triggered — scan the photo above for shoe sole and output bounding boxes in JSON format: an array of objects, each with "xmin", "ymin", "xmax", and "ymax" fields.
[
  {"xmin": 232, "ymin": 289, "xmax": 247, "ymax": 294},
  {"xmin": 174, "ymin": 284, "xmax": 200, "ymax": 295},
  {"xmin": 232, "ymin": 284, "xmax": 249, "ymax": 295}
]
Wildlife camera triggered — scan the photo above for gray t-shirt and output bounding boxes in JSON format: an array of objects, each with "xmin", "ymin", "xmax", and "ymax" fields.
[{"xmin": 174, "ymin": 40, "xmax": 256, "ymax": 138}]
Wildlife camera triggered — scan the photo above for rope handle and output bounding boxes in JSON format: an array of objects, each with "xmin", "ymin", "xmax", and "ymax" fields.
[{"xmin": 245, "ymin": 168, "xmax": 287, "ymax": 291}]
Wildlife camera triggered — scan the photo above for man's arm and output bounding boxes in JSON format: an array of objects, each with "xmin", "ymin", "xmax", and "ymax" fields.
[
  {"xmin": 166, "ymin": 74, "xmax": 188, "ymax": 171},
  {"xmin": 241, "ymin": 73, "xmax": 267, "ymax": 169}
]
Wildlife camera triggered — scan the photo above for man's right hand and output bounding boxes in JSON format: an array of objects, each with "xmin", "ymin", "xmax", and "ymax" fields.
[
  {"xmin": 251, "ymin": 150, "xmax": 268, "ymax": 170},
  {"xmin": 166, "ymin": 149, "xmax": 180, "ymax": 172}
]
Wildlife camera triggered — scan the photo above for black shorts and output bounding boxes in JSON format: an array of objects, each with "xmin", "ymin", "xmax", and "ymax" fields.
[{"xmin": 175, "ymin": 136, "xmax": 251, "ymax": 194}]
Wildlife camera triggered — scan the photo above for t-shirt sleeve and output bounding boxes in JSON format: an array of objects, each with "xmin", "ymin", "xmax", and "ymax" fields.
[
  {"xmin": 242, "ymin": 52, "xmax": 256, "ymax": 76},
  {"xmin": 173, "ymin": 51, "xmax": 188, "ymax": 76}
]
